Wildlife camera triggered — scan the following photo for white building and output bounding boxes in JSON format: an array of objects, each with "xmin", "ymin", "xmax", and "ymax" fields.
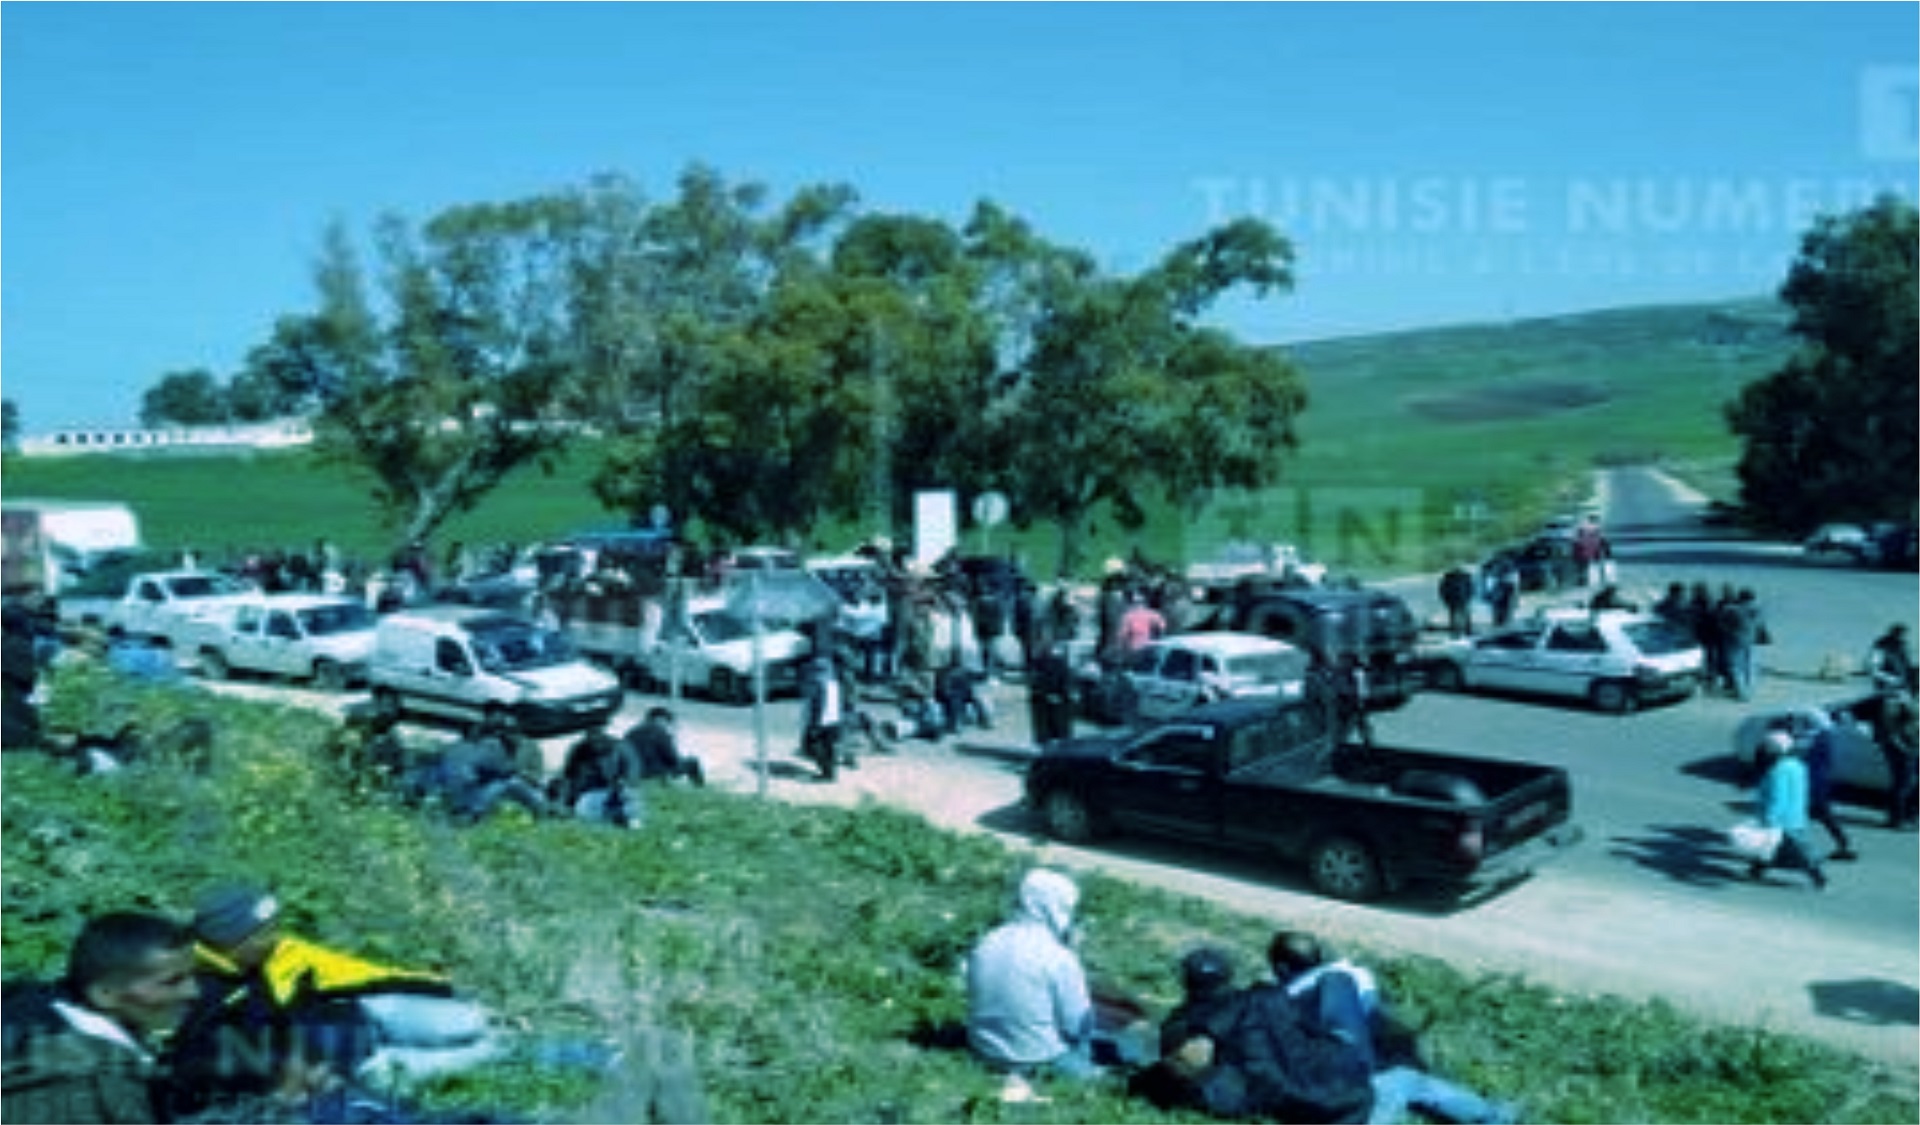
[{"xmin": 14, "ymin": 418, "xmax": 315, "ymax": 457}]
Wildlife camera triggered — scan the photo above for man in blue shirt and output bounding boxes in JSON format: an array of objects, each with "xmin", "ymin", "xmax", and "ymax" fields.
[{"xmin": 1750, "ymin": 730, "xmax": 1828, "ymax": 889}]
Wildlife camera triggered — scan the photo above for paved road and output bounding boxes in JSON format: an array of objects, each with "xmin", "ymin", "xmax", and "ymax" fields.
[{"xmin": 206, "ymin": 468, "xmax": 1918, "ymax": 1071}]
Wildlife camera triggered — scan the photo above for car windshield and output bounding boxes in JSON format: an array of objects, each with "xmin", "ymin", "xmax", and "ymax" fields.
[
  {"xmin": 165, "ymin": 574, "xmax": 251, "ymax": 599},
  {"xmin": 693, "ymin": 610, "xmax": 751, "ymax": 645},
  {"xmin": 1622, "ymin": 621, "xmax": 1696, "ymax": 656},
  {"xmin": 299, "ymin": 603, "xmax": 376, "ymax": 637},
  {"xmin": 469, "ymin": 623, "xmax": 576, "ymax": 671}
]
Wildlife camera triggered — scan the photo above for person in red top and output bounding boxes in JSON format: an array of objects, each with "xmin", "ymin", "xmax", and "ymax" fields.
[{"xmin": 1116, "ymin": 593, "xmax": 1167, "ymax": 660}]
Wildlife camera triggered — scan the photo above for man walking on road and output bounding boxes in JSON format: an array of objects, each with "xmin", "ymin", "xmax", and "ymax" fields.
[{"xmin": 1748, "ymin": 731, "xmax": 1828, "ymax": 890}]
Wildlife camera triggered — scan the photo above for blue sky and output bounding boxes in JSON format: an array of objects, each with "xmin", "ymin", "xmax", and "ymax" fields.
[{"xmin": 5, "ymin": 3, "xmax": 1915, "ymax": 431}]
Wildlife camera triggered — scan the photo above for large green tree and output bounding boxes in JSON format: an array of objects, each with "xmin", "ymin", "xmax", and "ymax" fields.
[
  {"xmin": 976, "ymin": 213, "xmax": 1306, "ymax": 576},
  {"xmin": 262, "ymin": 203, "xmax": 586, "ymax": 553},
  {"xmin": 140, "ymin": 368, "xmax": 228, "ymax": 427},
  {"xmin": 1, "ymin": 399, "xmax": 19, "ymax": 450},
  {"xmin": 587, "ymin": 168, "xmax": 857, "ymax": 536},
  {"xmin": 1727, "ymin": 195, "xmax": 1919, "ymax": 533}
]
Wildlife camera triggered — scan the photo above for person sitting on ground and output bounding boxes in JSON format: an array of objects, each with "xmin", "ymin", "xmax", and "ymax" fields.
[
  {"xmin": 176, "ymin": 884, "xmax": 501, "ymax": 1104},
  {"xmin": 1268, "ymin": 931, "xmax": 1520, "ymax": 1125},
  {"xmin": 403, "ymin": 719, "xmax": 552, "ymax": 825},
  {"xmin": 557, "ymin": 722, "xmax": 646, "ymax": 828},
  {"xmin": 624, "ymin": 707, "xmax": 706, "ymax": 788},
  {"xmin": 1132, "ymin": 944, "xmax": 1376, "ymax": 1123},
  {"xmin": 2, "ymin": 911, "xmax": 204, "ymax": 1125},
  {"xmin": 965, "ymin": 869, "xmax": 1100, "ymax": 1083}
]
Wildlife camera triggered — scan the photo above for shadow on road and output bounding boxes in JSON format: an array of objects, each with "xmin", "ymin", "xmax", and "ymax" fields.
[
  {"xmin": 1606, "ymin": 822, "xmax": 1754, "ymax": 888},
  {"xmin": 1807, "ymin": 979, "xmax": 1920, "ymax": 1027}
]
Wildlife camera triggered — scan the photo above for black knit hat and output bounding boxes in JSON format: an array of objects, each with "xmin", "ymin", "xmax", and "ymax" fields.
[{"xmin": 191, "ymin": 884, "xmax": 280, "ymax": 949}]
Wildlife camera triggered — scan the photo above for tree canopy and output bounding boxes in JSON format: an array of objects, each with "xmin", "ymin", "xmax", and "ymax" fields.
[
  {"xmin": 1727, "ymin": 195, "xmax": 1918, "ymax": 533},
  {"xmin": 209, "ymin": 166, "xmax": 1308, "ymax": 565}
]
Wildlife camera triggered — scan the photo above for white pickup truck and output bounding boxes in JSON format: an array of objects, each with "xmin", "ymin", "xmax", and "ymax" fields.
[
  {"xmin": 58, "ymin": 569, "xmax": 261, "ymax": 649},
  {"xmin": 180, "ymin": 594, "xmax": 380, "ymax": 691}
]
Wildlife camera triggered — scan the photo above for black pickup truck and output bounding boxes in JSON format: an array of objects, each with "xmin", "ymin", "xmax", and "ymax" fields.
[{"xmin": 1024, "ymin": 699, "xmax": 1583, "ymax": 902}]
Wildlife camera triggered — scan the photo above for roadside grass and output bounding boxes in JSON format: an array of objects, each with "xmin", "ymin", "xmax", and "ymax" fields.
[
  {"xmin": 3, "ymin": 666, "xmax": 1913, "ymax": 1124},
  {"xmin": 2, "ymin": 298, "xmax": 1786, "ymax": 580}
]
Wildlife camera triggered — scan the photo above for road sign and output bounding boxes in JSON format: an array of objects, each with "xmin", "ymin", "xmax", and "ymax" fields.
[{"xmin": 972, "ymin": 490, "xmax": 1009, "ymax": 528}]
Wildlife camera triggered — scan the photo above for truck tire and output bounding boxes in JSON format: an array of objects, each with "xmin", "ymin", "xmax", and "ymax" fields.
[
  {"xmin": 197, "ymin": 649, "xmax": 229, "ymax": 682},
  {"xmin": 1590, "ymin": 680, "xmax": 1635, "ymax": 714},
  {"xmin": 1427, "ymin": 661, "xmax": 1465, "ymax": 693},
  {"xmin": 1306, "ymin": 834, "xmax": 1384, "ymax": 901},
  {"xmin": 1041, "ymin": 789, "xmax": 1103, "ymax": 843},
  {"xmin": 310, "ymin": 659, "xmax": 348, "ymax": 693}
]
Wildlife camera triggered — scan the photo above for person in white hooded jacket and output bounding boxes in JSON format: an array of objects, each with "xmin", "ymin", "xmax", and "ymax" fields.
[{"xmin": 965, "ymin": 868, "xmax": 1099, "ymax": 1080}]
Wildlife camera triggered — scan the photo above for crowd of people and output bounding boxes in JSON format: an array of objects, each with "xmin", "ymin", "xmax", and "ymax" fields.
[{"xmin": 962, "ymin": 867, "xmax": 1521, "ymax": 1123}]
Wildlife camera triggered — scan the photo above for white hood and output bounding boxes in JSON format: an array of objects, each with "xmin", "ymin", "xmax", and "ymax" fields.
[{"xmin": 502, "ymin": 660, "xmax": 619, "ymax": 700}]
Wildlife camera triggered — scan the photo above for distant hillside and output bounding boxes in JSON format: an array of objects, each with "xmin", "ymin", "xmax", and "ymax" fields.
[
  {"xmin": 1273, "ymin": 295, "xmax": 1793, "ymax": 492},
  {"xmin": 3, "ymin": 297, "xmax": 1797, "ymax": 574}
]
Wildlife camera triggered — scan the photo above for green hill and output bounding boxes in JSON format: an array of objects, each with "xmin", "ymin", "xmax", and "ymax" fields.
[{"xmin": 2, "ymin": 297, "xmax": 1794, "ymax": 575}]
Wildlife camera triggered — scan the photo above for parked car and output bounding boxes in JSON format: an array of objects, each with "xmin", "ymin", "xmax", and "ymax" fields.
[
  {"xmin": 1084, "ymin": 632, "xmax": 1309, "ymax": 725},
  {"xmin": 1731, "ymin": 693, "xmax": 1889, "ymax": 794},
  {"xmin": 1024, "ymin": 699, "xmax": 1583, "ymax": 901},
  {"xmin": 1422, "ymin": 608, "xmax": 1702, "ymax": 713},
  {"xmin": 182, "ymin": 594, "xmax": 378, "ymax": 691},
  {"xmin": 57, "ymin": 568, "xmax": 261, "ymax": 649},
  {"xmin": 1483, "ymin": 536, "xmax": 1579, "ymax": 593},
  {"xmin": 626, "ymin": 596, "xmax": 813, "ymax": 704},
  {"xmin": 1211, "ymin": 585, "xmax": 1423, "ymax": 711},
  {"xmin": 367, "ymin": 606, "xmax": 623, "ymax": 736},
  {"xmin": 1803, "ymin": 523, "xmax": 1872, "ymax": 561}
]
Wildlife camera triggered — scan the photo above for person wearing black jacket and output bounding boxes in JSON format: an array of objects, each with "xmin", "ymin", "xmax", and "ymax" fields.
[
  {"xmin": 625, "ymin": 708, "xmax": 706, "ymax": 787},
  {"xmin": 1132, "ymin": 947, "xmax": 1374, "ymax": 1124}
]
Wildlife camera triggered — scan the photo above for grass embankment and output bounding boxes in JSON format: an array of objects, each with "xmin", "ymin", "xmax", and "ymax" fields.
[
  {"xmin": 3, "ymin": 664, "xmax": 1912, "ymax": 1124},
  {"xmin": 3, "ymin": 298, "xmax": 1788, "ymax": 580}
]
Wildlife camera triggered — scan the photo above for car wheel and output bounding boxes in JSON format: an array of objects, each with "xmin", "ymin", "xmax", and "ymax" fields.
[
  {"xmin": 1042, "ymin": 789, "xmax": 1102, "ymax": 843},
  {"xmin": 1590, "ymin": 680, "xmax": 1635, "ymax": 714},
  {"xmin": 311, "ymin": 659, "xmax": 347, "ymax": 693},
  {"xmin": 1306, "ymin": 835, "xmax": 1384, "ymax": 901},
  {"xmin": 1428, "ymin": 661, "xmax": 1465, "ymax": 693},
  {"xmin": 197, "ymin": 649, "xmax": 229, "ymax": 682}
]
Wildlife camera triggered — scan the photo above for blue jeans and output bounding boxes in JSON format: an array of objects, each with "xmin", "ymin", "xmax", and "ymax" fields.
[
  {"xmin": 1369, "ymin": 1065, "xmax": 1519, "ymax": 1125},
  {"xmin": 1727, "ymin": 642, "xmax": 1755, "ymax": 699},
  {"xmin": 355, "ymin": 994, "xmax": 500, "ymax": 1084}
]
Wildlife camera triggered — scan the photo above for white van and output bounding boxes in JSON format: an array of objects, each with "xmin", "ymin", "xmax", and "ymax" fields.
[
  {"xmin": 368, "ymin": 606, "xmax": 623, "ymax": 736},
  {"xmin": 2, "ymin": 499, "xmax": 142, "ymax": 595}
]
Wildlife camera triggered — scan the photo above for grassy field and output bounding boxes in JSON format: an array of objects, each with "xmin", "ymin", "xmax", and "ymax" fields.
[
  {"xmin": 1, "ymin": 296, "xmax": 1790, "ymax": 578},
  {"xmin": 4, "ymin": 666, "xmax": 1913, "ymax": 1123}
]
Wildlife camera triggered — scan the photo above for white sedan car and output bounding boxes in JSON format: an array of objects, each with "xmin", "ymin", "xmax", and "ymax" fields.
[
  {"xmin": 1424, "ymin": 609, "xmax": 1703, "ymax": 713},
  {"xmin": 1731, "ymin": 694, "xmax": 1889, "ymax": 793},
  {"xmin": 1093, "ymin": 632, "xmax": 1310, "ymax": 724}
]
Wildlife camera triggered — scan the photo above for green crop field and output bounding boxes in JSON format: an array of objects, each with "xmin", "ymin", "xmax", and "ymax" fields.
[{"xmin": 2, "ymin": 296, "xmax": 1789, "ymax": 577}]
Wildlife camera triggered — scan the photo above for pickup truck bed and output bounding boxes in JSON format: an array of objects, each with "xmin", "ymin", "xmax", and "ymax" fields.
[{"xmin": 1025, "ymin": 699, "xmax": 1583, "ymax": 902}]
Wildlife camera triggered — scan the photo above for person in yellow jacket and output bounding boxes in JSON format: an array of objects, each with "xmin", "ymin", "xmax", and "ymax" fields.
[{"xmin": 181, "ymin": 884, "xmax": 500, "ymax": 1097}]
